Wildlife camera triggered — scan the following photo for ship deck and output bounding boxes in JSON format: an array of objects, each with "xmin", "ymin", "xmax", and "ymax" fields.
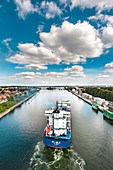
[{"xmin": 45, "ymin": 130, "xmax": 71, "ymax": 140}]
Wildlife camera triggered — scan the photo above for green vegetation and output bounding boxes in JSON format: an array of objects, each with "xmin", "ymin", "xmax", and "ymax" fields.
[
  {"xmin": 85, "ymin": 87, "xmax": 113, "ymax": 102},
  {"xmin": 0, "ymin": 89, "xmax": 37, "ymax": 114},
  {"xmin": 46, "ymin": 87, "xmax": 57, "ymax": 90},
  {"xmin": 0, "ymin": 97, "xmax": 18, "ymax": 114}
]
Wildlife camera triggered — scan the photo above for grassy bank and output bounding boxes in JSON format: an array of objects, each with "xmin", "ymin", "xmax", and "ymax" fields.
[{"xmin": 0, "ymin": 92, "xmax": 37, "ymax": 115}]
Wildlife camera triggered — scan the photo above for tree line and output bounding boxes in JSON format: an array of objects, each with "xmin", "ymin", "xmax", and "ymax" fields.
[{"xmin": 84, "ymin": 87, "xmax": 113, "ymax": 102}]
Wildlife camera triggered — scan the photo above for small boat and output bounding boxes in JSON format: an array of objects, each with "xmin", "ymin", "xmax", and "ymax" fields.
[{"xmin": 43, "ymin": 100, "xmax": 71, "ymax": 149}]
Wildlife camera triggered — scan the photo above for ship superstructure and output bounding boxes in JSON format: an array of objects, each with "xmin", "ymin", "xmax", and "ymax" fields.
[{"xmin": 43, "ymin": 100, "xmax": 71, "ymax": 149}]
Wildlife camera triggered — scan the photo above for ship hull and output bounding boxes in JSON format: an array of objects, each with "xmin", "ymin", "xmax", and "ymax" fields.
[
  {"xmin": 103, "ymin": 109, "xmax": 113, "ymax": 121},
  {"xmin": 43, "ymin": 132, "xmax": 71, "ymax": 149},
  {"xmin": 92, "ymin": 103, "xmax": 99, "ymax": 111}
]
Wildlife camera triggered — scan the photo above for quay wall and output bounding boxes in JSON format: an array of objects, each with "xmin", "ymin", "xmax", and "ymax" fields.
[{"xmin": 69, "ymin": 91, "xmax": 104, "ymax": 113}]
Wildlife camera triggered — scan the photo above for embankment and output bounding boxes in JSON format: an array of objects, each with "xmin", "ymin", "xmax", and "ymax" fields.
[{"xmin": 0, "ymin": 92, "xmax": 37, "ymax": 119}]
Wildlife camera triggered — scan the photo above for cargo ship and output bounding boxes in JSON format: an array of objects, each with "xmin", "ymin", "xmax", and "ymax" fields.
[
  {"xmin": 92, "ymin": 103, "xmax": 99, "ymax": 111},
  {"xmin": 43, "ymin": 100, "xmax": 71, "ymax": 149},
  {"xmin": 103, "ymin": 109, "xmax": 113, "ymax": 121}
]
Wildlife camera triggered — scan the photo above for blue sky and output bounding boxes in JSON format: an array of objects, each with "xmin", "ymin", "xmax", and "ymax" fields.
[{"xmin": 0, "ymin": 0, "xmax": 113, "ymax": 86}]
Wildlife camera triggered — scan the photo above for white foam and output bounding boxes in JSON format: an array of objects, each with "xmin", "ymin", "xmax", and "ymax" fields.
[{"xmin": 29, "ymin": 141, "xmax": 86, "ymax": 170}]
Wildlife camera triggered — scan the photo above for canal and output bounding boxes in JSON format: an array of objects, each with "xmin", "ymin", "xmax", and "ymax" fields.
[{"xmin": 0, "ymin": 90, "xmax": 113, "ymax": 170}]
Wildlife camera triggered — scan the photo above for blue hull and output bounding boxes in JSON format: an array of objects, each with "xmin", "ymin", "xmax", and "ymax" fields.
[{"xmin": 43, "ymin": 131, "xmax": 71, "ymax": 149}]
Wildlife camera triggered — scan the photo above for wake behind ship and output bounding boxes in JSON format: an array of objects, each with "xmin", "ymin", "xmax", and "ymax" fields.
[{"xmin": 43, "ymin": 100, "xmax": 71, "ymax": 149}]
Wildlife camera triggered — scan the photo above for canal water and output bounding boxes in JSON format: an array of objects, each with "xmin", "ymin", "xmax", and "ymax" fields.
[{"xmin": 0, "ymin": 90, "xmax": 113, "ymax": 170}]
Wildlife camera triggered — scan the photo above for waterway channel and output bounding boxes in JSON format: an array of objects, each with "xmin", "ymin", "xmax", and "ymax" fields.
[{"xmin": 0, "ymin": 90, "xmax": 113, "ymax": 170}]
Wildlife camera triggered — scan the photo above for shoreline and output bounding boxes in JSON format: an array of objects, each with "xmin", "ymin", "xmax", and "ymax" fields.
[
  {"xmin": 69, "ymin": 91, "xmax": 105, "ymax": 113},
  {"xmin": 0, "ymin": 92, "xmax": 37, "ymax": 119}
]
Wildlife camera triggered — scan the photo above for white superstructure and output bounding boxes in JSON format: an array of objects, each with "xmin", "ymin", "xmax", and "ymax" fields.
[
  {"xmin": 93, "ymin": 97, "xmax": 105, "ymax": 105},
  {"xmin": 44, "ymin": 100, "xmax": 71, "ymax": 137}
]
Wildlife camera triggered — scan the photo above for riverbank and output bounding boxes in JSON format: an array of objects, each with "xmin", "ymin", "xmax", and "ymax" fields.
[
  {"xmin": 0, "ymin": 92, "xmax": 37, "ymax": 119},
  {"xmin": 69, "ymin": 90, "xmax": 107, "ymax": 113}
]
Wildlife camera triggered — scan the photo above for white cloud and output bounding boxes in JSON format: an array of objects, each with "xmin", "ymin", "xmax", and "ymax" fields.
[
  {"xmin": 44, "ymin": 65, "xmax": 86, "ymax": 78},
  {"xmin": 6, "ymin": 21, "xmax": 104, "ymax": 70},
  {"xmin": 71, "ymin": 0, "xmax": 113, "ymax": 12},
  {"xmin": 15, "ymin": 64, "xmax": 48, "ymax": 70},
  {"xmin": 102, "ymin": 25, "xmax": 113, "ymax": 48},
  {"xmin": 2, "ymin": 38, "xmax": 12, "ymax": 54},
  {"xmin": 103, "ymin": 69, "xmax": 113, "ymax": 73},
  {"xmin": 64, "ymin": 65, "xmax": 83, "ymax": 72},
  {"xmin": 103, "ymin": 62, "xmax": 113, "ymax": 73},
  {"xmin": 45, "ymin": 72, "xmax": 68, "ymax": 77},
  {"xmin": 36, "ymin": 72, "xmax": 42, "ymax": 75},
  {"xmin": 15, "ymin": 64, "xmax": 47, "ymax": 70},
  {"xmin": 15, "ymin": 66, "xmax": 24, "ymax": 69},
  {"xmin": 64, "ymin": 65, "xmax": 86, "ymax": 77},
  {"xmin": 40, "ymin": 21, "xmax": 103, "ymax": 64},
  {"xmin": 6, "ymin": 43, "xmax": 61, "ymax": 65},
  {"xmin": 59, "ymin": 0, "xmax": 70, "ymax": 7},
  {"xmin": 88, "ymin": 15, "xmax": 113, "ymax": 49},
  {"xmin": 14, "ymin": 0, "xmax": 38, "ymax": 19},
  {"xmin": 96, "ymin": 73, "xmax": 110, "ymax": 78},
  {"xmin": 41, "ymin": 1, "xmax": 62, "ymax": 19},
  {"xmin": 88, "ymin": 14, "xmax": 113, "ymax": 26},
  {"xmin": 36, "ymin": 25, "xmax": 44, "ymax": 34},
  {"xmin": 25, "ymin": 64, "xmax": 48, "ymax": 70},
  {"xmin": 15, "ymin": 72, "xmax": 35, "ymax": 76},
  {"xmin": 105, "ymin": 62, "xmax": 113, "ymax": 68},
  {"xmin": 59, "ymin": 0, "xmax": 69, "ymax": 4},
  {"xmin": 21, "ymin": 76, "xmax": 34, "ymax": 79}
]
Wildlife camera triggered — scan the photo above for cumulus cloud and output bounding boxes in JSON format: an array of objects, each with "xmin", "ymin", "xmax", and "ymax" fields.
[
  {"xmin": 11, "ymin": 71, "xmax": 42, "ymax": 80},
  {"xmin": 14, "ymin": 0, "xmax": 38, "ymax": 19},
  {"xmin": 96, "ymin": 73, "xmax": 110, "ymax": 78},
  {"xmin": 41, "ymin": 1, "xmax": 62, "ymax": 19},
  {"xmin": 6, "ymin": 21, "xmax": 104, "ymax": 71},
  {"xmin": 15, "ymin": 72, "xmax": 35, "ymax": 76},
  {"xmin": 16, "ymin": 64, "xmax": 48, "ymax": 70},
  {"xmin": 88, "ymin": 14, "xmax": 113, "ymax": 26},
  {"xmin": 64, "ymin": 65, "xmax": 86, "ymax": 77},
  {"xmin": 25, "ymin": 64, "xmax": 47, "ymax": 70},
  {"xmin": 6, "ymin": 43, "xmax": 61, "ymax": 65},
  {"xmin": 103, "ymin": 62, "xmax": 113, "ymax": 73},
  {"xmin": 71, "ymin": 0, "xmax": 113, "ymax": 12},
  {"xmin": 88, "ymin": 16, "xmax": 113, "ymax": 49},
  {"xmin": 64, "ymin": 65, "xmax": 83, "ymax": 72},
  {"xmin": 15, "ymin": 64, "xmax": 47, "ymax": 70},
  {"xmin": 43, "ymin": 65, "xmax": 86, "ymax": 78},
  {"xmin": 102, "ymin": 25, "xmax": 113, "ymax": 48},
  {"xmin": 40, "ymin": 21, "xmax": 103, "ymax": 64},
  {"xmin": 105, "ymin": 62, "xmax": 113, "ymax": 68}
]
